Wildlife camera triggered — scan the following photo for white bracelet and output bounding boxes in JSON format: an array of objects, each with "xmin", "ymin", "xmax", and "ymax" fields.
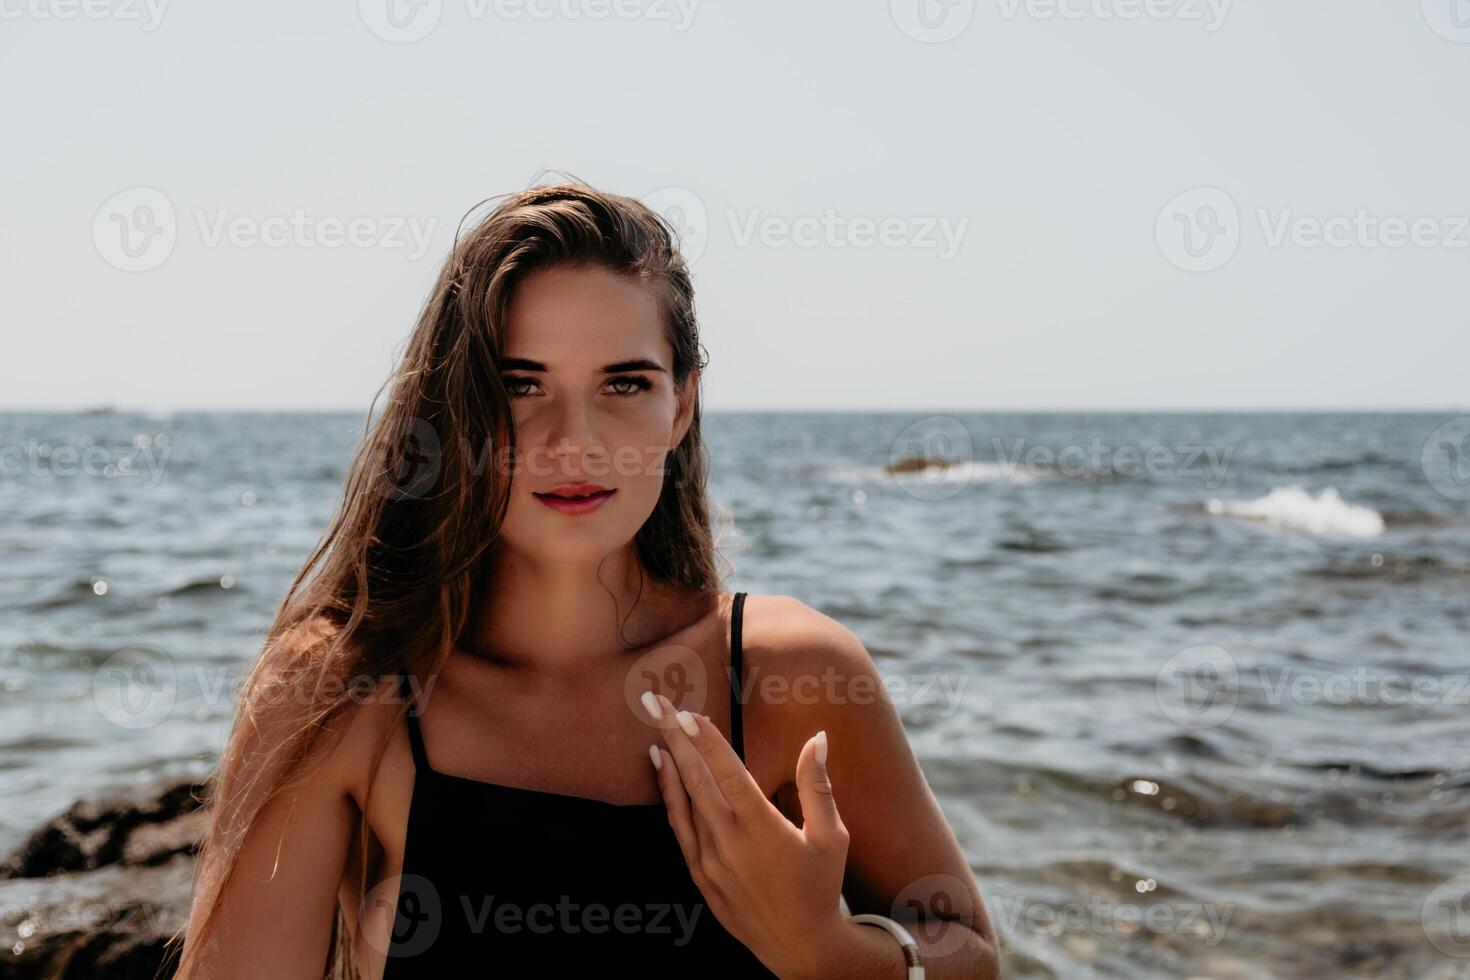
[{"xmin": 848, "ymin": 913, "xmax": 925, "ymax": 980}]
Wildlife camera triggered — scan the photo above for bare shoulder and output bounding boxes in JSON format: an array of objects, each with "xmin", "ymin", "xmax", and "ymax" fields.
[
  {"xmin": 333, "ymin": 670, "xmax": 415, "ymax": 806},
  {"xmin": 740, "ymin": 592, "xmax": 878, "ymax": 684},
  {"xmin": 737, "ymin": 593, "xmax": 893, "ymax": 779},
  {"xmin": 244, "ymin": 616, "xmax": 407, "ymax": 807}
]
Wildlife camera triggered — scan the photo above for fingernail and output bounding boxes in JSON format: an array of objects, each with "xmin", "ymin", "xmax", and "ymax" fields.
[
  {"xmin": 815, "ymin": 730, "xmax": 828, "ymax": 765},
  {"xmin": 649, "ymin": 744, "xmax": 663, "ymax": 771},
  {"xmin": 675, "ymin": 710, "xmax": 699, "ymax": 737},
  {"xmin": 640, "ymin": 690, "xmax": 664, "ymax": 720}
]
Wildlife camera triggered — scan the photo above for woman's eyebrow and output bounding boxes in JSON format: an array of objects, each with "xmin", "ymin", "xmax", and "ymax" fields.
[{"xmin": 499, "ymin": 356, "xmax": 667, "ymax": 373}]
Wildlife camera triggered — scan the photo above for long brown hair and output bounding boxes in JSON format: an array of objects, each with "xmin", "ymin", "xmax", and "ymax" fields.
[{"xmin": 163, "ymin": 176, "xmax": 731, "ymax": 978}]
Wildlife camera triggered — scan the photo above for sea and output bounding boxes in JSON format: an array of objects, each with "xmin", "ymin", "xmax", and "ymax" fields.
[{"xmin": 2, "ymin": 410, "xmax": 1468, "ymax": 978}]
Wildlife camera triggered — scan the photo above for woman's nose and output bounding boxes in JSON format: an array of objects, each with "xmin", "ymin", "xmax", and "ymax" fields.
[{"xmin": 543, "ymin": 399, "xmax": 609, "ymax": 473}]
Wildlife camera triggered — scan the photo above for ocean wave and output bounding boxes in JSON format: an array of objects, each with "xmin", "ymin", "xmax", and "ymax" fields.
[
  {"xmin": 816, "ymin": 457, "xmax": 1144, "ymax": 486},
  {"xmin": 810, "ymin": 460, "xmax": 1038, "ymax": 486},
  {"xmin": 25, "ymin": 578, "xmax": 109, "ymax": 611},
  {"xmin": 997, "ymin": 521, "xmax": 1072, "ymax": 553},
  {"xmin": 1264, "ymin": 450, "xmax": 1394, "ymax": 474},
  {"xmin": 164, "ymin": 576, "xmax": 244, "ymax": 598},
  {"xmin": 1305, "ymin": 554, "xmax": 1470, "ymax": 584},
  {"xmin": 1203, "ymin": 485, "xmax": 1385, "ymax": 538}
]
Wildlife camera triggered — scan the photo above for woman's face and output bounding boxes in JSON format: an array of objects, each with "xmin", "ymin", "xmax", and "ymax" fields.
[{"xmin": 495, "ymin": 263, "xmax": 696, "ymax": 565}]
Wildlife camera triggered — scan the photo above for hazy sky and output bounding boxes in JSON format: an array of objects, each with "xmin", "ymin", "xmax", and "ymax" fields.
[{"xmin": 2, "ymin": 0, "xmax": 1466, "ymax": 411}]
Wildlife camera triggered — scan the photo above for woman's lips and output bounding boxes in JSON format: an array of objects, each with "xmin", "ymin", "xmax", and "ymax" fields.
[{"xmin": 533, "ymin": 489, "xmax": 617, "ymax": 515}]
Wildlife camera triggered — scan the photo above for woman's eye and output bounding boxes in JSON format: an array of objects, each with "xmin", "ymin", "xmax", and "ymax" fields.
[
  {"xmin": 503, "ymin": 376, "xmax": 539, "ymax": 397},
  {"xmin": 606, "ymin": 375, "xmax": 654, "ymax": 396},
  {"xmin": 503, "ymin": 375, "xmax": 652, "ymax": 398}
]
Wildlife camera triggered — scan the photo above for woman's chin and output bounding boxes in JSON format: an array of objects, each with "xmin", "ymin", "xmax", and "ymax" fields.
[{"xmin": 501, "ymin": 528, "xmax": 631, "ymax": 565}]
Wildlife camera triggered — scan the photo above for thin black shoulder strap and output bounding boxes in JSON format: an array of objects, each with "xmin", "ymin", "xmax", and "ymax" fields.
[
  {"xmin": 398, "ymin": 668, "xmax": 431, "ymax": 774},
  {"xmin": 729, "ymin": 592, "xmax": 747, "ymax": 763}
]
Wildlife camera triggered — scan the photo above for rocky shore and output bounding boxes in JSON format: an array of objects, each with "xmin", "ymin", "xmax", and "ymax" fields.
[{"xmin": 0, "ymin": 774, "xmax": 210, "ymax": 980}]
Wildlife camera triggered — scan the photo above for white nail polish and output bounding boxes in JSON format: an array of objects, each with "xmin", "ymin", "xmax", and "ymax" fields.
[
  {"xmin": 649, "ymin": 744, "xmax": 662, "ymax": 770},
  {"xmin": 675, "ymin": 710, "xmax": 699, "ymax": 737},
  {"xmin": 640, "ymin": 690, "xmax": 664, "ymax": 720},
  {"xmin": 815, "ymin": 730, "xmax": 828, "ymax": 765}
]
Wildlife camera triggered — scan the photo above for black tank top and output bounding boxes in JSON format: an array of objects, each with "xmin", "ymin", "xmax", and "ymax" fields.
[{"xmin": 382, "ymin": 592, "xmax": 776, "ymax": 976}]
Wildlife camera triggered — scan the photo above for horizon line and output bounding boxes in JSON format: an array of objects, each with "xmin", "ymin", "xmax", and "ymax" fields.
[{"xmin": 2, "ymin": 405, "xmax": 1466, "ymax": 415}]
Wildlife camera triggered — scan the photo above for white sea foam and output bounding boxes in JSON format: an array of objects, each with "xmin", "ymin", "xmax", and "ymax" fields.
[{"xmin": 1205, "ymin": 485, "xmax": 1385, "ymax": 538}]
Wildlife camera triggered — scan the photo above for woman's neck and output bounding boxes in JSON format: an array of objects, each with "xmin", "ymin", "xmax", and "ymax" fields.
[{"xmin": 460, "ymin": 546, "xmax": 701, "ymax": 678}]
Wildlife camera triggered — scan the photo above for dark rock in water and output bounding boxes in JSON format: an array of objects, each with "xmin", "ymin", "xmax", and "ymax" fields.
[
  {"xmin": 885, "ymin": 453, "xmax": 954, "ymax": 475},
  {"xmin": 0, "ymin": 774, "xmax": 211, "ymax": 980}
]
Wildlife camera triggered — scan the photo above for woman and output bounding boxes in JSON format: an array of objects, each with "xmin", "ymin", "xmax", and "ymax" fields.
[{"xmin": 167, "ymin": 180, "xmax": 999, "ymax": 978}]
